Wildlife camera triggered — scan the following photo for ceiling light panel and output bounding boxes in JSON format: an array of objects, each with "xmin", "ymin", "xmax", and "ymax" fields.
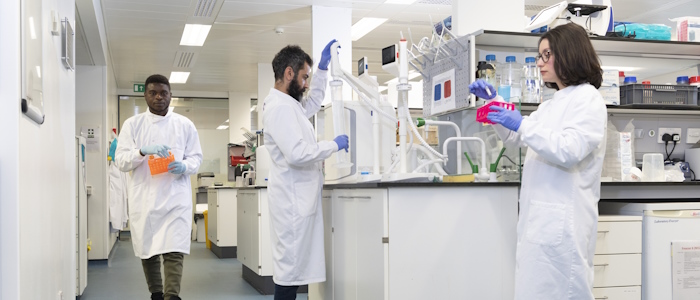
[
  {"xmin": 352, "ymin": 17, "xmax": 388, "ymax": 41},
  {"xmin": 180, "ymin": 24, "xmax": 212, "ymax": 46},
  {"xmin": 170, "ymin": 71, "xmax": 191, "ymax": 84}
]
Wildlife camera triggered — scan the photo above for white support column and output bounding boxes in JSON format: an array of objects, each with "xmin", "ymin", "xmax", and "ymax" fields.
[
  {"xmin": 312, "ymin": 5, "xmax": 352, "ymax": 105},
  {"xmin": 257, "ymin": 63, "xmax": 274, "ymax": 131},
  {"xmin": 229, "ymin": 92, "xmax": 252, "ymax": 143},
  {"xmin": 453, "ymin": 0, "xmax": 525, "ymax": 35}
]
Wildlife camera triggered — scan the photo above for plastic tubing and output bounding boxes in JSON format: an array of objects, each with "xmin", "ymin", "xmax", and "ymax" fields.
[
  {"xmin": 413, "ymin": 159, "xmax": 444, "ymax": 173},
  {"xmin": 344, "ymin": 75, "xmax": 398, "ymax": 123}
]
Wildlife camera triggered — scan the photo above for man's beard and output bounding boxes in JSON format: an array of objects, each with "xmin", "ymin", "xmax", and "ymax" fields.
[{"xmin": 287, "ymin": 75, "xmax": 305, "ymax": 101}]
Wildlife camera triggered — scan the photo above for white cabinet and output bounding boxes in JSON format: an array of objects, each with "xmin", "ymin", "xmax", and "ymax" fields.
[
  {"xmin": 311, "ymin": 185, "xmax": 519, "ymax": 300},
  {"xmin": 593, "ymin": 215, "xmax": 642, "ymax": 300},
  {"xmin": 236, "ymin": 188, "xmax": 272, "ymax": 276},
  {"xmin": 207, "ymin": 187, "xmax": 237, "ymax": 258}
]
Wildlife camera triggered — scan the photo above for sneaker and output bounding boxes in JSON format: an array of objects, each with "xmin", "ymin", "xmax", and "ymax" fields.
[{"xmin": 151, "ymin": 292, "xmax": 164, "ymax": 300}]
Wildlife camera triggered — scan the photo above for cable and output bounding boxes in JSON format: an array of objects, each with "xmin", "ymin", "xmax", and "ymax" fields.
[
  {"xmin": 691, "ymin": 168, "xmax": 696, "ymax": 181},
  {"xmin": 502, "ymin": 154, "xmax": 521, "ymax": 167}
]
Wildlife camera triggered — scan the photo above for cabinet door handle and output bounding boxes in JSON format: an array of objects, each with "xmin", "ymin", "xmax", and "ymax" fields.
[
  {"xmin": 597, "ymin": 230, "xmax": 609, "ymax": 234},
  {"xmin": 595, "ymin": 297, "xmax": 608, "ymax": 300},
  {"xmin": 337, "ymin": 196, "xmax": 372, "ymax": 199},
  {"xmin": 594, "ymin": 263, "xmax": 609, "ymax": 267}
]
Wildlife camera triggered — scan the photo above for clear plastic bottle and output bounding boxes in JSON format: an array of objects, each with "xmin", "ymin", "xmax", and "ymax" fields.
[
  {"xmin": 478, "ymin": 54, "xmax": 498, "ymax": 89},
  {"xmin": 521, "ymin": 56, "xmax": 542, "ymax": 103},
  {"xmin": 498, "ymin": 56, "xmax": 522, "ymax": 102}
]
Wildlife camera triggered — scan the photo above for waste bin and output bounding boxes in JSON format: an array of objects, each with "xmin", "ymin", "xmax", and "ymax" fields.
[{"xmin": 203, "ymin": 210, "xmax": 211, "ymax": 249}]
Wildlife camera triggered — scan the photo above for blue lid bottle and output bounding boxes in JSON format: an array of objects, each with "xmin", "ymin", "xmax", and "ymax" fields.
[
  {"xmin": 677, "ymin": 76, "xmax": 690, "ymax": 84},
  {"xmin": 485, "ymin": 54, "xmax": 496, "ymax": 62},
  {"xmin": 505, "ymin": 56, "xmax": 516, "ymax": 63},
  {"xmin": 624, "ymin": 76, "xmax": 637, "ymax": 84},
  {"xmin": 525, "ymin": 57, "xmax": 536, "ymax": 63}
]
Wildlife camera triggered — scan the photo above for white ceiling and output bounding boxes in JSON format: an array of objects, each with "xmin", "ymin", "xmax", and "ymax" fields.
[{"xmin": 78, "ymin": 0, "xmax": 698, "ymax": 98}]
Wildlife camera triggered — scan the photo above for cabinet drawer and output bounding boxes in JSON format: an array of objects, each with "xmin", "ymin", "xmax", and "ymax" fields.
[
  {"xmin": 593, "ymin": 254, "xmax": 641, "ymax": 288},
  {"xmin": 596, "ymin": 221, "xmax": 641, "ymax": 254},
  {"xmin": 593, "ymin": 286, "xmax": 641, "ymax": 300}
]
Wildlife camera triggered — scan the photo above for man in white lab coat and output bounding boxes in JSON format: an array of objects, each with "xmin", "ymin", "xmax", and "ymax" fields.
[
  {"xmin": 262, "ymin": 41, "xmax": 349, "ymax": 300},
  {"xmin": 116, "ymin": 74, "xmax": 202, "ymax": 300}
]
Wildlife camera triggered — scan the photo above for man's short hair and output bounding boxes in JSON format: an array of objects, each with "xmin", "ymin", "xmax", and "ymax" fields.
[
  {"xmin": 272, "ymin": 45, "xmax": 313, "ymax": 82},
  {"xmin": 145, "ymin": 74, "xmax": 171, "ymax": 91}
]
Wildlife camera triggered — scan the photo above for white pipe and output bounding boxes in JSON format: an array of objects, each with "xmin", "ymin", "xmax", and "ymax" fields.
[
  {"xmin": 398, "ymin": 89, "xmax": 408, "ymax": 173},
  {"xmin": 413, "ymin": 159, "xmax": 444, "ymax": 173},
  {"xmin": 373, "ymin": 106, "xmax": 380, "ymax": 175},
  {"xmin": 413, "ymin": 145, "xmax": 448, "ymax": 175},
  {"xmin": 442, "ymin": 137, "xmax": 490, "ymax": 181},
  {"xmin": 423, "ymin": 120, "xmax": 461, "ymax": 173},
  {"xmin": 345, "ymin": 77, "xmax": 398, "ymax": 123}
]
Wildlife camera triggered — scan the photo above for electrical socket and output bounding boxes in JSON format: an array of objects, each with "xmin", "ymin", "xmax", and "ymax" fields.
[
  {"xmin": 687, "ymin": 128, "xmax": 700, "ymax": 144},
  {"xmin": 658, "ymin": 127, "xmax": 682, "ymax": 143}
]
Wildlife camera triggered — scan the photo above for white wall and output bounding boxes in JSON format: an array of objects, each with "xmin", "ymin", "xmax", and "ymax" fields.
[
  {"xmin": 0, "ymin": 0, "xmax": 21, "ymax": 298},
  {"xmin": 0, "ymin": 0, "xmax": 78, "ymax": 298},
  {"xmin": 198, "ymin": 129, "xmax": 230, "ymax": 175},
  {"xmin": 229, "ymin": 92, "xmax": 253, "ymax": 143},
  {"xmin": 76, "ymin": 65, "xmax": 116, "ymax": 260},
  {"xmin": 453, "ymin": 0, "xmax": 525, "ymax": 35},
  {"xmin": 257, "ymin": 63, "xmax": 274, "ymax": 130}
]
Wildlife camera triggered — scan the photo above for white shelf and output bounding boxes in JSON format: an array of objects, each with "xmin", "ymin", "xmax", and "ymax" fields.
[{"xmin": 474, "ymin": 30, "xmax": 700, "ymax": 59}]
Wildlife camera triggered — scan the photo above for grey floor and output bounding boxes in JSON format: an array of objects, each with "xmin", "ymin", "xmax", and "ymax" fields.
[{"xmin": 80, "ymin": 238, "xmax": 308, "ymax": 300}]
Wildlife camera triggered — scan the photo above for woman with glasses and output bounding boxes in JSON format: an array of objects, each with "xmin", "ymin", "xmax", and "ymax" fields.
[{"xmin": 469, "ymin": 23, "xmax": 607, "ymax": 300}]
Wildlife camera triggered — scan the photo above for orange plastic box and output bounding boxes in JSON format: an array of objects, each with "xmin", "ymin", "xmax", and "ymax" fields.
[
  {"xmin": 148, "ymin": 152, "xmax": 175, "ymax": 175},
  {"xmin": 476, "ymin": 101, "xmax": 516, "ymax": 125}
]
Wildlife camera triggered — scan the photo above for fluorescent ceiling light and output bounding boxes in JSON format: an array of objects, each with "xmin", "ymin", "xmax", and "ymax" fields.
[
  {"xmin": 250, "ymin": 105, "xmax": 257, "ymax": 112},
  {"xmin": 384, "ymin": 71, "xmax": 422, "ymax": 84},
  {"xmin": 216, "ymin": 125, "xmax": 229, "ymax": 130},
  {"xmin": 180, "ymin": 24, "xmax": 212, "ymax": 46},
  {"xmin": 170, "ymin": 71, "xmax": 190, "ymax": 84},
  {"xmin": 351, "ymin": 17, "xmax": 388, "ymax": 41},
  {"xmin": 225, "ymin": 119, "xmax": 229, "ymax": 123},
  {"xmin": 385, "ymin": 0, "xmax": 418, "ymax": 4},
  {"xmin": 602, "ymin": 66, "xmax": 640, "ymax": 72}
]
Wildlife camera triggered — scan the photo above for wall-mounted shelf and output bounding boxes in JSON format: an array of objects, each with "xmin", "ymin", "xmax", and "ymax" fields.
[
  {"xmin": 518, "ymin": 103, "xmax": 700, "ymax": 116},
  {"xmin": 473, "ymin": 30, "xmax": 700, "ymax": 59}
]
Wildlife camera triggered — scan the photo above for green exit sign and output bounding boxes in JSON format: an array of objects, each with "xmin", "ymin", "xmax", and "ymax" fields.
[{"xmin": 133, "ymin": 83, "xmax": 145, "ymax": 92}]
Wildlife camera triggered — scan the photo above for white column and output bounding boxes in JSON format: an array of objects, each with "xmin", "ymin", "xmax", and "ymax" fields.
[
  {"xmin": 229, "ymin": 92, "xmax": 252, "ymax": 143},
  {"xmin": 257, "ymin": 63, "xmax": 274, "ymax": 131},
  {"xmin": 453, "ymin": 0, "xmax": 525, "ymax": 35},
  {"xmin": 312, "ymin": 5, "xmax": 352, "ymax": 105}
]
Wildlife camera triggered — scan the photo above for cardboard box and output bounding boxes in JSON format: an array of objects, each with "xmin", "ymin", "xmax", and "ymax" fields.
[
  {"xmin": 599, "ymin": 69, "xmax": 620, "ymax": 105},
  {"xmin": 671, "ymin": 16, "xmax": 700, "ymax": 42},
  {"xmin": 396, "ymin": 126, "xmax": 438, "ymax": 145}
]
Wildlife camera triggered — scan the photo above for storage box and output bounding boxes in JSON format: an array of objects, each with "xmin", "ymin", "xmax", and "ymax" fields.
[
  {"xmin": 671, "ymin": 16, "xmax": 700, "ymax": 42},
  {"xmin": 619, "ymin": 84, "xmax": 698, "ymax": 106},
  {"xmin": 599, "ymin": 69, "xmax": 620, "ymax": 105}
]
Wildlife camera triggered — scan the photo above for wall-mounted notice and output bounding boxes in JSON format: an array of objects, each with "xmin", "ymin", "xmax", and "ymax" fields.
[
  {"xmin": 430, "ymin": 69, "xmax": 456, "ymax": 115},
  {"xmin": 672, "ymin": 240, "xmax": 700, "ymax": 300}
]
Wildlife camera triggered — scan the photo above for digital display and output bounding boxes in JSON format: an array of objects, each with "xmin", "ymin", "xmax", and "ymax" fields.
[{"xmin": 382, "ymin": 45, "xmax": 396, "ymax": 65}]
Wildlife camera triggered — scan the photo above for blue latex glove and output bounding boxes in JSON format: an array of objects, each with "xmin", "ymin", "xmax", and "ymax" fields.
[
  {"xmin": 318, "ymin": 39, "xmax": 338, "ymax": 71},
  {"xmin": 469, "ymin": 79, "xmax": 497, "ymax": 100},
  {"xmin": 140, "ymin": 144, "xmax": 171, "ymax": 158},
  {"xmin": 333, "ymin": 135, "xmax": 349, "ymax": 152},
  {"xmin": 487, "ymin": 106, "xmax": 523, "ymax": 132},
  {"xmin": 168, "ymin": 161, "xmax": 187, "ymax": 174}
]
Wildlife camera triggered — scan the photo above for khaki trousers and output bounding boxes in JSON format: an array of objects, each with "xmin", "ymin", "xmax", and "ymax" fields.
[{"xmin": 141, "ymin": 252, "xmax": 184, "ymax": 300}]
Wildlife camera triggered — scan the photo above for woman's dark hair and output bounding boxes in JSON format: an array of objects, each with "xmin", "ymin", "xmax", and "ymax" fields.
[
  {"xmin": 145, "ymin": 74, "xmax": 171, "ymax": 90},
  {"xmin": 272, "ymin": 45, "xmax": 313, "ymax": 82},
  {"xmin": 539, "ymin": 23, "xmax": 602, "ymax": 90}
]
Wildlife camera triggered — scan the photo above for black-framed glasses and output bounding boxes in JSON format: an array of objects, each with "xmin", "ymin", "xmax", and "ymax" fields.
[{"xmin": 535, "ymin": 50, "xmax": 552, "ymax": 63}]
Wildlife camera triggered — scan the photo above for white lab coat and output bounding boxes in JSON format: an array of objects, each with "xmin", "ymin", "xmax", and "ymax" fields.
[
  {"xmin": 108, "ymin": 162, "xmax": 129, "ymax": 231},
  {"xmin": 262, "ymin": 69, "xmax": 337, "ymax": 285},
  {"xmin": 115, "ymin": 110, "xmax": 202, "ymax": 259},
  {"xmin": 493, "ymin": 84, "xmax": 607, "ymax": 300}
]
